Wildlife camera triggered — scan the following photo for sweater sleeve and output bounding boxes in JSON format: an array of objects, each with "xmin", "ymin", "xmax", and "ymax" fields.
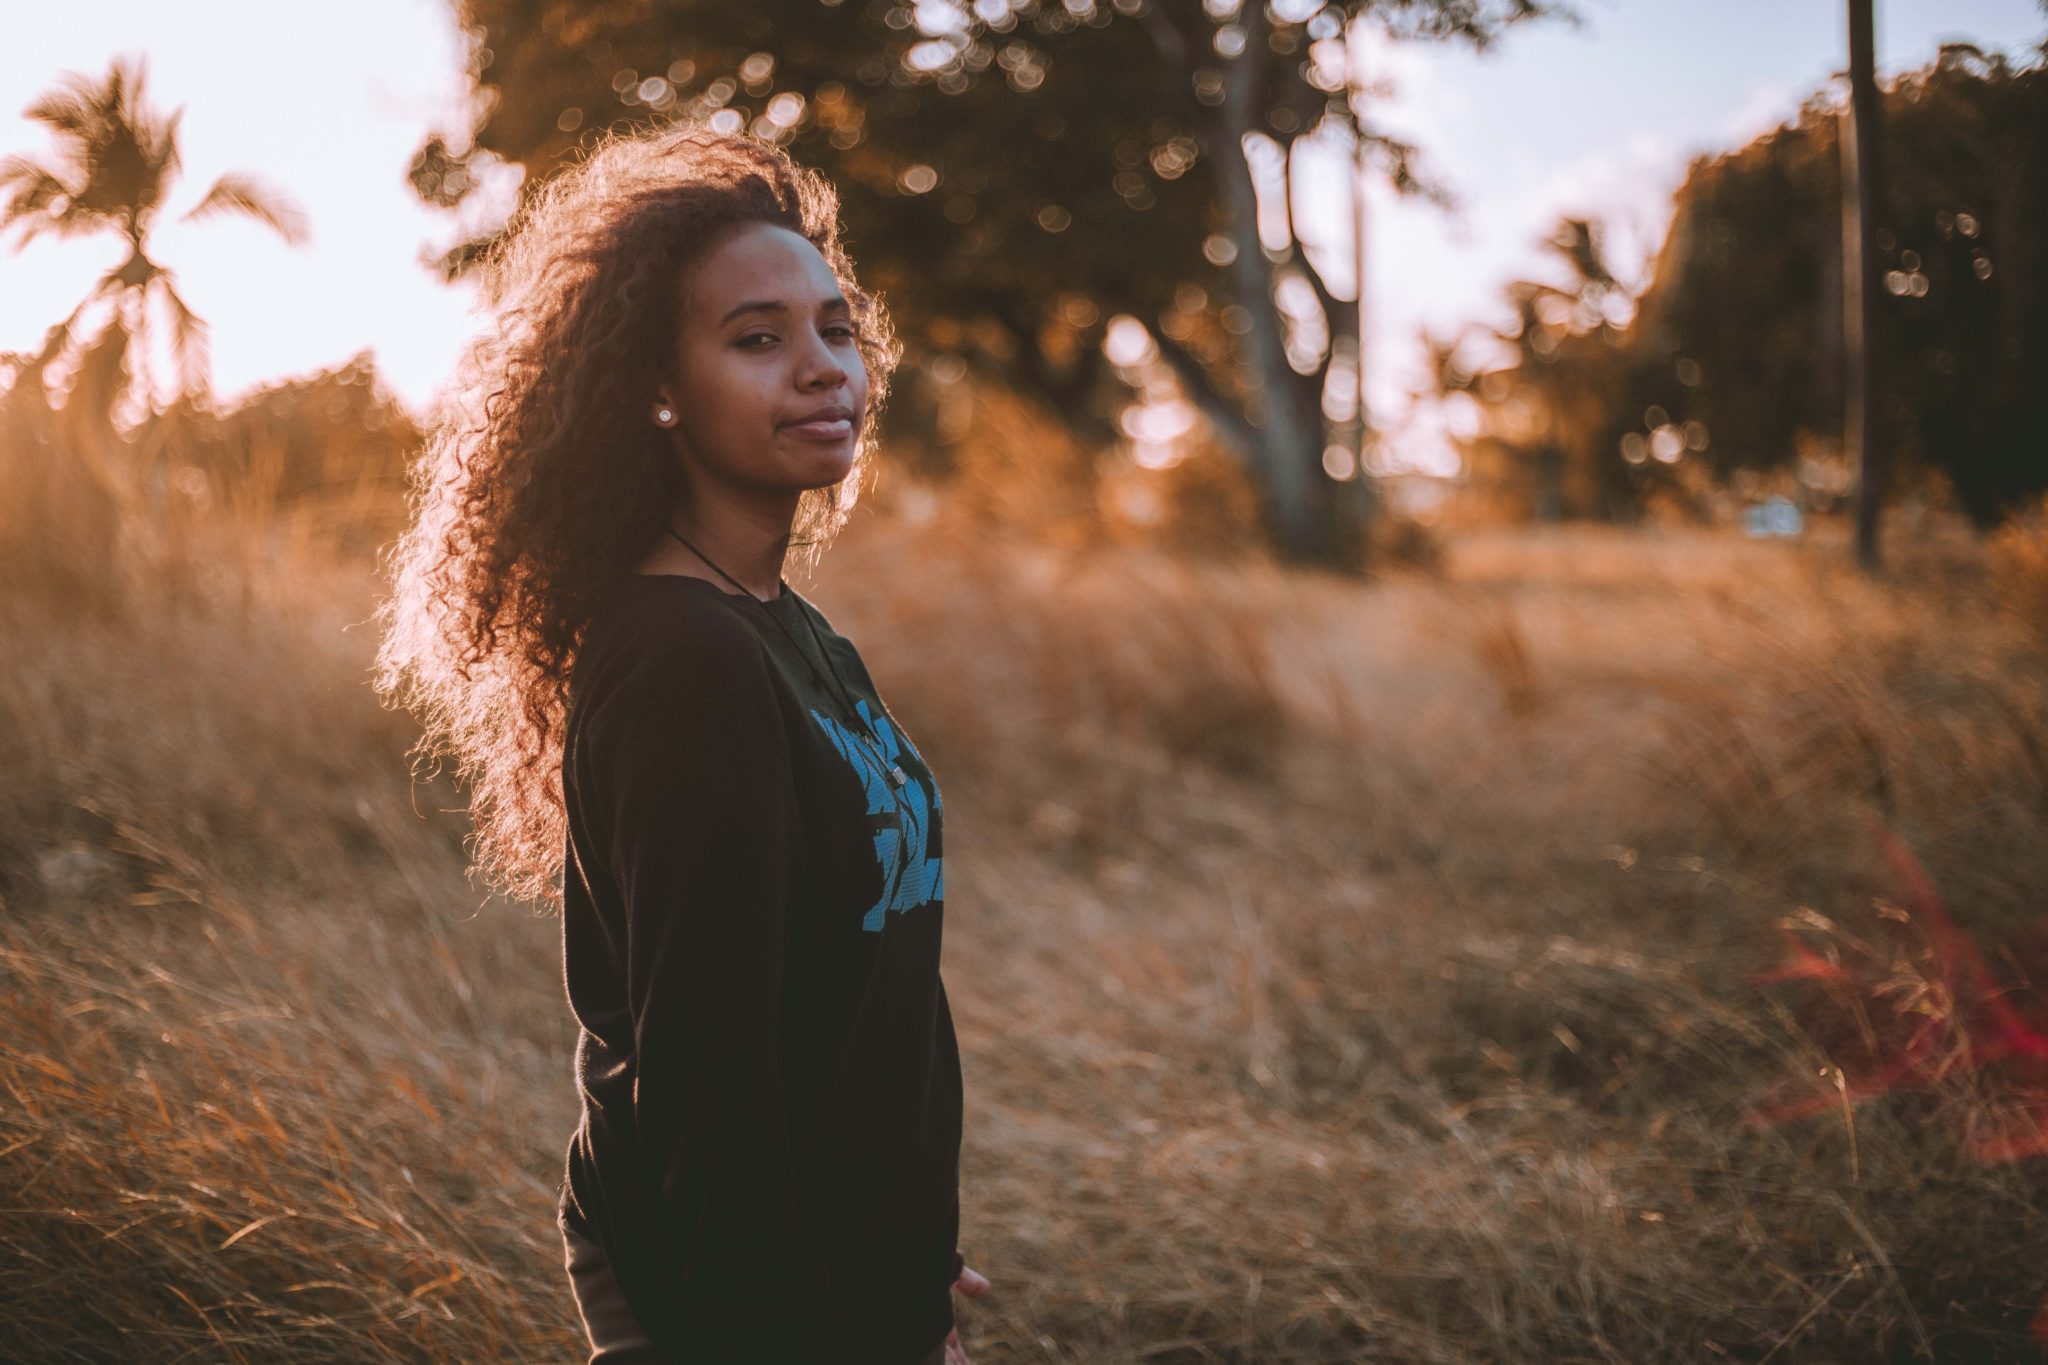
[{"xmin": 579, "ymin": 614, "xmax": 825, "ymax": 1360}]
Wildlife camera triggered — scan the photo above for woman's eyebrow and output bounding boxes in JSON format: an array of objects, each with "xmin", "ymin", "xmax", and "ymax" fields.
[{"xmin": 719, "ymin": 295, "xmax": 852, "ymax": 326}]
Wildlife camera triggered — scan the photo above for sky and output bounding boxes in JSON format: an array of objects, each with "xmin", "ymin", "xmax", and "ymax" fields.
[{"xmin": 2, "ymin": 1, "xmax": 2044, "ymax": 461}]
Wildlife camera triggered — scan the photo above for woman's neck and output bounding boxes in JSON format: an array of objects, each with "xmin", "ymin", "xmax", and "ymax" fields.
[{"xmin": 640, "ymin": 500, "xmax": 794, "ymax": 600}]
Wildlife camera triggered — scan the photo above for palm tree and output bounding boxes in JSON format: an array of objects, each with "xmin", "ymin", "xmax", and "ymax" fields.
[
  {"xmin": 0, "ymin": 52, "xmax": 309, "ymax": 428},
  {"xmin": 0, "ymin": 53, "xmax": 309, "ymax": 610}
]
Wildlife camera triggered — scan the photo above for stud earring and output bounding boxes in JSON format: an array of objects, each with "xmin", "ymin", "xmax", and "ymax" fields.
[{"xmin": 655, "ymin": 406, "xmax": 674, "ymax": 425}]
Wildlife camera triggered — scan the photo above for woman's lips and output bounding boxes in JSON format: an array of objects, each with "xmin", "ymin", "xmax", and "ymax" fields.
[{"xmin": 782, "ymin": 417, "xmax": 854, "ymax": 440}]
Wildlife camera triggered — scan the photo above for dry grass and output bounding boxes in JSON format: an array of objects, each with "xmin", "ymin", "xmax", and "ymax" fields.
[{"xmin": 5, "ymin": 453, "xmax": 2048, "ymax": 1362}]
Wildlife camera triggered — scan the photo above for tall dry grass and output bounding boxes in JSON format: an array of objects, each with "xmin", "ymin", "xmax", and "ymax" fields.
[{"xmin": 5, "ymin": 432, "xmax": 2048, "ymax": 1361}]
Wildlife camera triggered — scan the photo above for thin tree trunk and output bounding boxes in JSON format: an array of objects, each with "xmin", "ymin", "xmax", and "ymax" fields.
[
  {"xmin": 1341, "ymin": 92, "xmax": 1380, "ymax": 568},
  {"xmin": 1844, "ymin": 0, "xmax": 1887, "ymax": 571}
]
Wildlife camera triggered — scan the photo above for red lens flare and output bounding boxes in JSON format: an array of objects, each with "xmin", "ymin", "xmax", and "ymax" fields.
[{"xmin": 1742, "ymin": 812, "xmax": 2048, "ymax": 1339}]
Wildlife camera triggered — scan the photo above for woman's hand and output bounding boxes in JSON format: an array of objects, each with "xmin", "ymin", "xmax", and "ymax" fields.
[{"xmin": 943, "ymin": 1263, "xmax": 990, "ymax": 1364}]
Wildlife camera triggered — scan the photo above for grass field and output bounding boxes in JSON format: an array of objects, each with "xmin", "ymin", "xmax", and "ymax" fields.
[{"xmin": 4, "ymin": 487, "xmax": 2047, "ymax": 1362}]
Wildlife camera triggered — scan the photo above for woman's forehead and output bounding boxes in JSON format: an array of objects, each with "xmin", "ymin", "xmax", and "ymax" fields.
[{"xmin": 684, "ymin": 224, "xmax": 841, "ymax": 320}]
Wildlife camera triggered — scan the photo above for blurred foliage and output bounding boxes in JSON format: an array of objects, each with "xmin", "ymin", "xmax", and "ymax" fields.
[
  {"xmin": 0, "ymin": 354, "xmax": 422, "ymax": 614},
  {"xmin": 1430, "ymin": 216, "xmax": 1643, "ymax": 522},
  {"xmin": 1986, "ymin": 489, "xmax": 2048, "ymax": 649},
  {"xmin": 416, "ymin": 0, "xmax": 1558, "ymax": 563},
  {"xmin": 0, "ymin": 382, "xmax": 118, "ymax": 612},
  {"xmin": 152, "ymin": 352, "xmax": 418, "ymax": 502},
  {"xmin": 1437, "ymin": 43, "xmax": 2048, "ymax": 529},
  {"xmin": 149, "ymin": 351, "xmax": 422, "ymax": 526}
]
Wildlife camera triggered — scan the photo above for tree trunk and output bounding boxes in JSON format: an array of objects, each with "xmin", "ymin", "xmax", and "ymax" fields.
[
  {"xmin": 1145, "ymin": 3, "xmax": 1340, "ymax": 566},
  {"xmin": 1844, "ymin": 0, "xmax": 1887, "ymax": 571}
]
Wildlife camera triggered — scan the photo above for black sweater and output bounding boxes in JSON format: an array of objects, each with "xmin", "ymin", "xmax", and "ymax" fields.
[{"xmin": 556, "ymin": 572, "xmax": 962, "ymax": 1364}]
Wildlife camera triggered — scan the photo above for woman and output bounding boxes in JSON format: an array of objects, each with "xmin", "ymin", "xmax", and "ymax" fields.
[{"xmin": 373, "ymin": 120, "xmax": 986, "ymax": 1364}]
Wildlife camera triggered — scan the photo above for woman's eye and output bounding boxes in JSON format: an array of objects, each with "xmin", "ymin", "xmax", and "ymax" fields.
[{"xmin": 738, "ymin": 326, "xmax": 859, "ymax": 348}]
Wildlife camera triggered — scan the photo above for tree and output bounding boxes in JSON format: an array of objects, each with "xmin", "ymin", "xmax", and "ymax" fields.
[
  {"xmin": 1441, "ymin": 44, "xmax": 2048, "ymax": 531},
  {"xmin": 1428, "ymin": 217, "xmax": 1643, "ymax": 521},
  {"xmin": 0, "ymin": 53, "xmax": 311, "ymax": 608},
  {"xmin": 414, "ymin": 0, "xmax": 1559, "ymax": 567},
  {"xmin": 0, "ymin": 53, "xmax": 310, "ymax": 432}
]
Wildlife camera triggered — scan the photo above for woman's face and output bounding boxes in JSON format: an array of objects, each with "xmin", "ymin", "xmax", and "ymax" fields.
[{"xmin": 655, "ymin": 221, "xmax": 870, "ymax": 503}]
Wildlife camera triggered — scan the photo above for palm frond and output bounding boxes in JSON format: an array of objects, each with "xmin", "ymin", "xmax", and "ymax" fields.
[
  {"xmin": 154, "ymin": 275, "xmax": 213, "ymax": 399},
  {"xmin": 138, "ymin": 106, "xmax": 185, "ymax": 223},
  {"xmin": 20, "ymin": 72, "xmax": 103, "ymax": 140},
  {"xmin": 0, "ymin": 151, "xmax": 67, "ymax": 196},
  {"xmin": 18, "ymin": 55, "xmax": 179, "ymax": 227},
  {"xmin": 179, "ymin": 172, "xmax": 310, "ymax": 245},
  {"xmin": 0, "ymin": 155, "xmax": 80, "ymax": 249}
]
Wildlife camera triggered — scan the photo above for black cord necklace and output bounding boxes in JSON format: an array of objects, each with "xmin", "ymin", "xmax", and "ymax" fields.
[{"xmin": 662, "ymin": 522, "xmax": 910, "ymax": 791}]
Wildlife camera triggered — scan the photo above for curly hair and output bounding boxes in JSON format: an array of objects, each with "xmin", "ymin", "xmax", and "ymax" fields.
[{"xmin": 372, "ymin": 119, "xmax": 904, "ymax": 909}]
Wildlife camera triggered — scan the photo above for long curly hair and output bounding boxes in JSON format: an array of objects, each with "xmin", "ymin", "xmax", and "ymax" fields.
[{"xmin": 372, "ymin": 119, "xmax": 904, "ymax": 909}]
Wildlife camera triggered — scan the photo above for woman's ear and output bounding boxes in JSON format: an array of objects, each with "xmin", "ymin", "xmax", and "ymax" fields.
[{"xmin": 652, "ymin": 394, "xmax": 677, "ymax": 428}]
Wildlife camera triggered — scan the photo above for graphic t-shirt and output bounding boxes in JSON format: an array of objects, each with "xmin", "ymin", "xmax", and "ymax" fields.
[{"xmin": 556, "ymin": 572, "xmax": 962, "ymax": 1364}]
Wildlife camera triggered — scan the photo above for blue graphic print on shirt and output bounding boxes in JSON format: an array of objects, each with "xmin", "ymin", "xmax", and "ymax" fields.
[{"xmin": 809, "ymin": 697, "xmax": 944, "ymax": 932}]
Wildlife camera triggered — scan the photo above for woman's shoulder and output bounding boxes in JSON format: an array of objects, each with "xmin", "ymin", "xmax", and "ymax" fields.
[
  {"xmin": 588, "ymin": 575, "xmax": 768, "ymax": 658},
  {"xmin": 572, "ymin": 579, "xmax": 778, "ymax": 727}
]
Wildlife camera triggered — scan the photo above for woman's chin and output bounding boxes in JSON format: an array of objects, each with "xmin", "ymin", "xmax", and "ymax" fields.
[{"xmin": 790, "ymin": 446, "xmax": 859, "ymax": 489}]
